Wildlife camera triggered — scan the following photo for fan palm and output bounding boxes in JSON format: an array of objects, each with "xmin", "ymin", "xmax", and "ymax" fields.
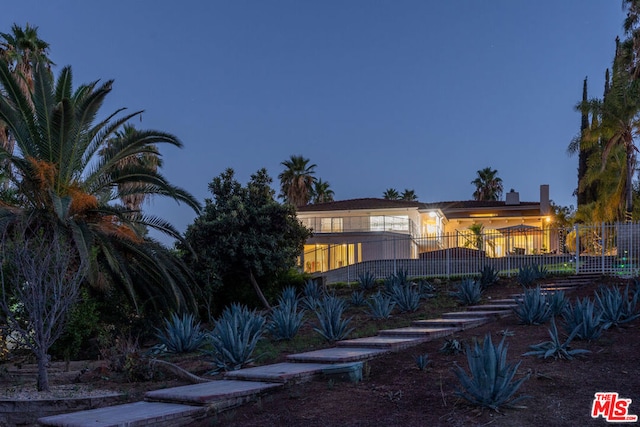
[
  {"xmin": 383, "ymin": 188, "xmax": 400, "ymax": 200},
  {"xmin": 278, "ymin": 155, "xmax": 316, "ymax": 207},
  {"xmin": 0, "ymin": 57, "xmax": 201, "ymax": 311},
  {"xmin": 310, "ymin": 178, "xmax": 334, "ymax": 204},
  {"xmin": 472, "ymin": 167, "xmax": 503, "ymax": 201},
  {"xmin": 401, "ymin": 189, "xmax": 418, "ymax": 201}
]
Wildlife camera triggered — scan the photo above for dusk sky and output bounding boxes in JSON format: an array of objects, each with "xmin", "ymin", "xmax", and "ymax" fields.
[{"xmin": 2, "ymin": 1, "xmax": 626, "ymax": 245}]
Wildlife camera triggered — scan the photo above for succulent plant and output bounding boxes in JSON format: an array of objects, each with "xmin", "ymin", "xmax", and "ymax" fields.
[
  {"xmin": 415, "ymin": 353, "xmax": 431, "ymax": 371},
  {"xmin": 512, "ymin": 286, "xmax": 551, "ymax": 325},
  {"xmin": 452, "ymin": 334, "xmax": 530, "ymax": 411},
  {"xmin": 562, "ymin": 297, "xmax": 603, "ymax": 341},
  {"xmin": 478, "ymin": 265, "xmax": 499, "ymax": 290},
  {"xmin": 313, "ymin": 295, "xmax": 354, "ymax": 342},
  {"xmin": 546, "ymin": 290, "xmax": 568, "ymax": 316},
  {"xmin": 365, "ymin": 291, "xmax": 396, "ymax": 319},
  {"xmin": 389, "ymin": 283, "xmax": 421, "ymax": 312},
  {"xmin": 301, "ymin": 279, "xmax": 324, "ymax": 311},
  {"xmin": 349, "ymin": 290, "xmax": 367, "ymax": 307},
  {"xmin": 267, "ymin": 298, "xmax": 305, "ymax": 341},
  {"xmin": 523, "ymin": 317, "xmax": 590, "ymax": 360},
  {"xmin": 594, "ymin": 284, "xmax": 640, "ymax": 329},
  {"xmin": 450, "ymin": 278, "xmax": 482, "ymax": 306},
  {"xmin": 439, "ymin": 338, "xmax": 464, "ymax": 355},
  {"xmin": 357, "ymin": 271, "xmax": 377, "ymax": 291},
  {"xmin": 154, "ymin": 312, "xmax": 205, "ymax": 354}
]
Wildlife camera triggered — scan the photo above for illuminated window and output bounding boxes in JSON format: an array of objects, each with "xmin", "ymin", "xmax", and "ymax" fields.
[
  {"xmin": 320, "ymin": 217, "xmax": 343, "ymax": 232},
  {"xmin": 370, "ymin": 216, "xmax": 409, "ymax": 232}
]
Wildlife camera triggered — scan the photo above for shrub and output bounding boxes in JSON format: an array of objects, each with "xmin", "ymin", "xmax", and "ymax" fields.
[
  {"xmin": 415, "ymin": 353, "xmax": 431, "ymax": 371},
  {"xmin": 155, "ymin": 312, "xmax": 206, "ymax": 354},
  {"xmin": 512, "ymin": 286, "xmax": 551, "ymax": 325},
  {"xmin": 349, "ymin": 290, "xmax": 367, "ymax": 307},
  {"xmin": 267, "ymin": 298, "xmax": 305, "ymax": 341},
  {"xmin": 594, "ymin": 284, "xmax": 640, "ymax": 329},
  {"xmin": 562, "ymin": 297, "xmax": 603, "ymax": 341},
  {"xmin": 450, "ymin": 279, "xmax": 482, "ymax": 306},
  {"xmin": 313, "ymin": 295, "xmax": 354, "ymax": 342},
  {"xmin": 207, "ymin": 303, "xmax": 266, "ymax": 371},
  {"xmin": 523, "ymin": 317, "xmax": 590, "ymax": 360},
  {"xmin": 357, "ymin": 271, "xmax": 377, "ymax": 291},
  {"xmin": 389, "ymin": 283, "xmax": 421, "ymax": 313},
  {"xmin": 365, "ymin": 291, "xmax": 396, "ymax": 319},
  {"xmin": 452, "ymin": 334, "xmax": 529, "ymax": 411},
  {"xmin": 478, "ymin": 265, "xmax": 499, "ymax": 290}
]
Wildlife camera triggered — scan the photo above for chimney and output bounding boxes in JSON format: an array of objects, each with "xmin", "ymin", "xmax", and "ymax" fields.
[
  {"xmin": 505, "ymin": 189, "xmax": 520, "ymax": 205},
  {"xmin": 540, "ymin": 184, "xmax": 550, "ymax": 215}
]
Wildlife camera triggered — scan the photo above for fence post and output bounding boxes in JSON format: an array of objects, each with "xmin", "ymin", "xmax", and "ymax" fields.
[
  {"xmin": 601, "ymin": 222, "xmax": 605, "ymax": 274},
  {"xmin": 574, "ymin": 224, "xmax": 580, "ymax": 274}
]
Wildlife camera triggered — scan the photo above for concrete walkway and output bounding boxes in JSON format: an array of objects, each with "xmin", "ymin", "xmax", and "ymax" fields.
[{"xmin": 38, "ymin": 277, "xmax": 587, "ymax": 427}]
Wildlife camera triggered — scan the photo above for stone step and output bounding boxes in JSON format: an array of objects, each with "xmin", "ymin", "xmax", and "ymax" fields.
[
  {"xmin": 336, "ymin": 335, "xmax": 425, "ymax": 351},
  {"xmin": 441, "ymin": 310, "xmax": 512, "ymax": 320},
  {"xmin": 224, "ymin": 362, "xmax": 328, "ymax": 383},
  {"xmin": 377, "ymin": 326, "xmax": 456, "ymax": 339},
  {"xmin": 487, "ymin": 298, "xmax": 518, "ymax": 304},
  {"xmin": 145, "ymin": 379, "xmax": 282, "ymax": 406},
  {"xmin": 38, "ymin": 401, "xmax": 205, "ymax": 427},
  {"xmin": 467, "ymin": 304, "xmax": 516, "ymax": 311},
  {"xmin": 411, "ymin": 317, "xmax": 489, "ymax": 330},
  {"xmin": 286, "ymin": 347, "xmax": 388, "ymax": 363}
]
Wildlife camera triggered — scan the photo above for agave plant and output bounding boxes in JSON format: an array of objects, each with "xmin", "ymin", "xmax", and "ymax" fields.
[
  {"xmin": 313, "ymin": 295, "xmax": 354, "ymax": 342},
  {"xmin": 452, "ymin": 334, "xmax": 530, "ymax": 411},
  {"xmin": 523, "ymin": 317, "xmax": 590, "ymax": 360},
  {"xmin": 547, "ymin": 290, "xmax": 568, "ymax": 316},
  {"xmin": 478, "ymin": 265, "xmax": 499, "ymax": 290},
  {"xmin": 267, "ymin": 298, "xmax": 305, "ymax": 341},
  {"xmin": 357, "ymin": 271, "xmax": 377, "ymax": 291},
  {"xmin": 154, "ymin": 313, "xmax": 205, "ymax": 354},
  {"xmin": 450, "ymin": 279, "xmax": 482, "ymax": 306},
  {"xmin": 415, "ymin": 353, "xmax": 431, "ymax": 371},
  {"xmin": 562, "ymin": 297, "xmax": 603, "ymax": 341},
  {"xmin": 349, "ymin": 290, "xmax": 367, "ymax": 307},
  {"xmin": 516, "ymin": 265, "xmax": 539, "ymax": 287},
  {"xmin": 207, "ymin": 303, "xmax": 266, "ymax": 371},
  {"xmin": 389, "ymin": 283, "xmax": 421, "ymax": 312},
  {"xmin": 439, "ymin": 338, "xmax": 464, "ymax": 355},
  {"xmin": 512, "ymin": 286, "xmax": 551, "ymax": 325},
  {"xmin": 383, "ymin": 270, "xmax": 411, "ymax": 293},
  {"xmin": 417, "ymin": 279, "xmax": 437, "ymax": 299},
  {"xmin": 278, "ymin": 286, "xmax": 299, "ymax": 307},
  {"xmin": 301, "ymin": 279, "xmax": 324, "ymax": 311},
  {"xmin": 365, "ymin": 291, "xmax": 396, "ymax": 319},
  {"xmin": 594, "ymin": 284, "xmax": 640, "ymax": 329}
]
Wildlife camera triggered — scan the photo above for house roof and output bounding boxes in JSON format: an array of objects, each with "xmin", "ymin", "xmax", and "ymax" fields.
[{"xmin": 296, "ymin": 198, "xmax": 423, "ymax": 212}]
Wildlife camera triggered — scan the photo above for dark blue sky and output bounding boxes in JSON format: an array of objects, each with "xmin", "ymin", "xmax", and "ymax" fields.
[{"xmin": 2, "ymin": 1, "xmax": 625, "ymax": 244}]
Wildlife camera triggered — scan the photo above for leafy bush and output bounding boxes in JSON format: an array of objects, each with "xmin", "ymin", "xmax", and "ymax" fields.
[
  {"xmin": 349, "ymin": 290, "xmax": 367, "ymax": 307},
  {"xmin": 547, "ymin": 290, "xmax": 568, "ymax": 316},
  {"xmin": 594, "ymin": 284, "xmax": 640, "ymax": 329},
  {"xmin": 155, "ymin": 312, "xmax": 206, "ymax": 354},
  {"xmin": 267, "ymin": 298, "xmax": 305, "ymax": 341},
  {"xmin": 415, "ymin": 353, "xmax": 431, "ymax": 371},
  {"xmin": 389, "ymin": 283, "xmax": 421, "ymax": 312},
  {"xmin": 450, "ymin": 279, "xmax": 482, "ymax": 306},
  {"xmin": 478, "ymin": 265, "xmax": 499, "ymax": 290},
  {"xmin": 512, "ymin": 286, "xmax": 551, "ymax": 325},
  {"xmin": 207, "ymin": 303, "xmax": 266, "ymax": 371},
  {"xmin": 357, "ymin": 271, "xmax": 377, "ymax": 291},
  {"xmin": 452, "ymin": 334, "xmax": 529, "ymax": 410},
  {"xmin": 313, "ymin": 295, "xmax": 354, "ymax": 342},
  {"xmin": 365, "ymin": 291, "xmax": 396, "ymax": 319},
  {"xmin": 562, "ymin": 297, "xmax": 603, "ymax": 341},
  {"xmin": 523, "ymin": 317, "xmax": 589, "ymax": 360}
]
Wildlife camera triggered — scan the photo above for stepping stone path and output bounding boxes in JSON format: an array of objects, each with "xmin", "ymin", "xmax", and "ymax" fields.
[{"xmin": 38, "ymin": 275, "xmax": 592, "ymax": 426}]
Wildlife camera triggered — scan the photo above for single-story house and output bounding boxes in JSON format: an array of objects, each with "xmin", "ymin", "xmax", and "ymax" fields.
[{"xmin": 297, "ymin": 185, "xmax": 553, "ymax": 273}]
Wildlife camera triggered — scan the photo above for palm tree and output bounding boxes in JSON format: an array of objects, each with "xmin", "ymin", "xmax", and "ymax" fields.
[
  {"xmin": 0, "ymin": 24, "xmax": 52, "ymax": 167},
  {"xmin": 383, "ymin": 188, "xmax": 400, "ymax": 200},
  {"xmin": 400, "ymin": 189, "xmax": 418, "ymax": 201},
  {"xmin": 471, "ymin": 167, "xmax": 503, "ymax": 201},
  {"xmin": 0, "ymin": 58, "xmax": 201, "ymax": 311},
  {"xmin": 310, "ymin": 178, "xmax": 334, "ymax": 204},
  {"xmin": 278, "ymin": 155, "xmax": 316, "ymax": 207}
]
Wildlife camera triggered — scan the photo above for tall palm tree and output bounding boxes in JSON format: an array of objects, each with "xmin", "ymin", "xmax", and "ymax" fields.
[
  {"xmin": 0, "ymin": 58, "xmax": 201, "ymax": 311},
  {"xmin": 471, "ymin": 167, "xmax": 503, "ymax": 201},
  {"xmin": 278, "ymin": 155, "xmax": 316, "ymax": 207},
  {"xmin": 400, "ymin": 189, "xmax": 418, "ymax": 201},
  {"xmin": 310, "ymin": 178, "xmax": 334, "ymax": 204},
  {"xmin": 0, "ymin": 24, "xmax": 52, "ymax": 157},
  {"xmin": 383, "ymin": 188, "xmax": 400, "ymax": 200}
]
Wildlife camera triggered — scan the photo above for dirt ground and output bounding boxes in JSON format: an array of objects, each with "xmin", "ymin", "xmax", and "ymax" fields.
[{"xmin": 2, "ymin": 278, "xmax": 639, "ymax": 427}]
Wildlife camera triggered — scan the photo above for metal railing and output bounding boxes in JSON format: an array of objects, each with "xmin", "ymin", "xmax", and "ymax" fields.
[
  {"xmin": 304, "ymin": 222, "xmax": 640, "ymax": 284},
  {"xmin": 300, "ymin": 215, "xmax": 419, "ymax": 237}
]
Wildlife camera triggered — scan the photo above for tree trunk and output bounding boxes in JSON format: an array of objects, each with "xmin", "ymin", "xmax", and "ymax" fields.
[
  {"xmin": 36, "ymin": 352, "xmax": 50, "ymax": 392},
  {"xmin": 249, "ymin": 269, "xmax": 271, "ymax": 311}
]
